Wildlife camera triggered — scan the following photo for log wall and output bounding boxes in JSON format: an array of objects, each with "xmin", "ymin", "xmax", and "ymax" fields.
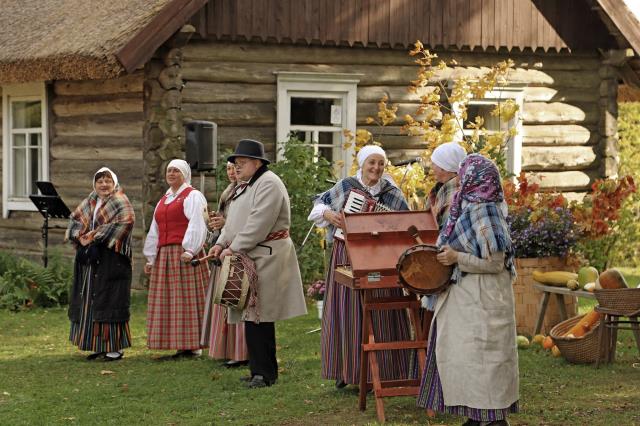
[
  {"xmin": 0, "ymin": 74, "xmax": 146, "ymax": 282},
  {"xmin": 181, "ymin": 41, "xmax": 615, "ymax": 192}
]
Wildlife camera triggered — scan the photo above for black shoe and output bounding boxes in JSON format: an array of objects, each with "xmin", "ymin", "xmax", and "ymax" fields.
[
  {"xmin": 335, "ymin": 379, "xmax": 347, "ymax": 389},
  {"xmin": 171, "ymin": 350, "xmax": 201, "ymax": 359},
  {"xmin": 246, "ymin": 375, "xmax": 275, "ymax": 388},
  {"xmin": 104, "ymin": 352, "xmax": 123, "ymax": 362},
  {"xmin": 86, "ymin": 352, "xmax": 106, "ymax": 360},
  {"xmin": 224, "ymin": 360, "xmax": 249, "ymax": 368},
  {"xmin": 462, "ymin": 419, "xmax": 480, "ymax": 426},
  {"xmin": 239, "ymin": 375, "xmax": 253, "ymax": 382}
]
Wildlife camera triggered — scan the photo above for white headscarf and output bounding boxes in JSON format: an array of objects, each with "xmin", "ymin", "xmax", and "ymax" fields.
[
  {"xmin": 430, "ymin": 142, "xmax": 467, "ymax": 173},
  {"xmin": 93, "ymin": 166, "xmax": 119, "ymax": 191},
  {"xmin": 357, "ymin": 145, "xmax": 387, "ymax": 168},
  {"xmin": 167, "ymin": 159, "xmax": 192, "ymax": 185}
]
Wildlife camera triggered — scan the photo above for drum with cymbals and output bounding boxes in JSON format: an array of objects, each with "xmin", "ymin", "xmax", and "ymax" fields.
[{"xmin": 396, "ymin": 244, "xmax": 453, "ymax": 295}]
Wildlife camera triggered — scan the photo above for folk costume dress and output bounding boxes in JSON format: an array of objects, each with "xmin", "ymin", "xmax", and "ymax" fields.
[
  {"xmin": 309, "ymin": 175, "xmax": 414, "ymax": 385},
  {"xmin": 201, "ymin": 182, "xmax": 249, "ymax": 362},
  {"xmin": 144, "ymin": 182, "xmax": 209, "ymax": 350},
  {"xmin": 416, "ymin": 154, "xmax": 519, "ymax": 423},
  {"xmin": 67, "ymin": 167, "xmax": 135, "ymax": 354}
]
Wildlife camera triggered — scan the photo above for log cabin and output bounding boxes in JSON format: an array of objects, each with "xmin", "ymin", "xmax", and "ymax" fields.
[{"xmin": 0, "ymin": 0, "xmax": 639, "ymax": 283}]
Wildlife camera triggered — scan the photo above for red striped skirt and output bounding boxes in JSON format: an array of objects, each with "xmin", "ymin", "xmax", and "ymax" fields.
[{"xmin": 146, "ymin": 244, "xmax": 208, "ymax": 350}]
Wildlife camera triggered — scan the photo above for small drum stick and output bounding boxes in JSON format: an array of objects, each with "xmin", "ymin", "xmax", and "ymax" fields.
[
  {"xmin": 191, "ymin": 254, "xmax": 222, "ymax": 267},
  {"xmin": 407, "ymin": 225, "xmax": 425, "ymax": 245}
]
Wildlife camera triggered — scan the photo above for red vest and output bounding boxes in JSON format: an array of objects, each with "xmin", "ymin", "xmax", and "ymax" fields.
[{"xmin": 155, "ymin": 186, "xmax": 194, "ymax": 248}]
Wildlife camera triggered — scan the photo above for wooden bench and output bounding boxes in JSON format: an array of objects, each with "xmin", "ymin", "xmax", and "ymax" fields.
[{"xmin": 532, "ymin": 283, "xmax": 596, "ymax": 335}]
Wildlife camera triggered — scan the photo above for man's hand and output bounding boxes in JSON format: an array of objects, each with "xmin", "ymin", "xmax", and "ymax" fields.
[
  {"xmin": 219, "ymin": 248, "xmax": 233, "ymax": 261},
  {"xmin": 323, "ymin": 210, "xmax": 344, "ymax": 229},
  {"xmin": 144, "ymin": 263, "xmax": 153, "ymax": 275},
  {"xmin": 436, "ymin": 245, "xmax": 459, "ymax": 266},
  {"xmin": 208, "ymin": 244, "xmax": 223, "ymax": 259}
]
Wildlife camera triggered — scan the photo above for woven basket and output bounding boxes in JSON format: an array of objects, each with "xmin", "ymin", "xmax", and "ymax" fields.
[
  {"xmin": 594, "ymin": 288, "xmax": 640, "ymax": 316},
  {"xmin": 549, "ymin": 314, "xmax": 601, "ymax": 364}
]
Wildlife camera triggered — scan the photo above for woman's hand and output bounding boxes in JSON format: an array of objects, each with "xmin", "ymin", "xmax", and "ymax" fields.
[
  {"xmin": 323, "ymin": 210, "xmax": 344, "ymax": 229},
  {"xmin": 79, "ymin": 234, "xmax": 93, "ymax": 247},
  {"xmin": 208, "ymin": 213, "xmax": 225, "ymax": 231},
  {"xmin": 436, "ymin": 245, "xmax": 459, "ymax": 266},
  {"xmin": 144, "ymin": 263, "xmax": 153, "ymax": 275},
  {"xmin": 180, "ymin": 251, "xmax": 194, "ymax": 263}
]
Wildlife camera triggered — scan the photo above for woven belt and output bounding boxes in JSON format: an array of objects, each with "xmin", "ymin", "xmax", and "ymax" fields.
[{"xmin": 264, "ymin": 229, "xmax": 289, "ymax": 242}]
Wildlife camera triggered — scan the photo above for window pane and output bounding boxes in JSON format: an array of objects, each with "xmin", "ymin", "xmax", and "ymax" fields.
[
  {"xmin": 290, "ymin": 98, "xmax": 334, "ymax": 125},
  {"xmin": 12, "ymin": 100, "xmax": 41, "ymax": 128},
  {"xmin": 29, "ymin": 133, "xmax": 41, "ymax": 147},
  {"xmin": 13, "ymin": 133, "xmax": 26, "ymax": 147},
  {"xmin": 30, "ymin": 145, "xmax": 41, "ymax": 194},
  {"xmin": 12, "ymin": 146, "xmax": 27, "ymax": 197},
  {"xmin": 466, "ymin": 104, "xmax": 504, "ymax": 131}
]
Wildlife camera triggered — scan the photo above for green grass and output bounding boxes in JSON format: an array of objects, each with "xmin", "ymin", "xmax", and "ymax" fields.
[{"xmin": 1, "ymin": 291, "xmax": 639, "ymax": 426}]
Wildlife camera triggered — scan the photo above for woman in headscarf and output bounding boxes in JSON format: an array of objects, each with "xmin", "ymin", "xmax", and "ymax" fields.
[
  {"xmin": 66, "ymin": 167, "xmax": 135, "ymax": 361},
  {"xmin": 416, "ymin": 154, "xmax": 519, "ymax": 426},
  {"xmin": 201, "ymin": 161, "xmax": 249, "ymax": 367},
  {"xmin": 426, "ymin": 142, "xmax": 467, "ymax": 228},
  {"xmin": 308, "ymin": 145, "xmax": 413, "ymax": 388},
  {"xmin": 143, "ymin": 159, "xmax": 209, "ymax": 359}
]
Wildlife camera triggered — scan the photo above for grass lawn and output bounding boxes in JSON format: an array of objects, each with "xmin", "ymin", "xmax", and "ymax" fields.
[{"xmin": 1, "ymin": 286, "xmax": 639, "ymax": 425}]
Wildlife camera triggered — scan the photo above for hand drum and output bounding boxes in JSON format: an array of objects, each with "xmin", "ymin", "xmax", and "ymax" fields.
[{"xmin": 396, "ymin": 244, "xmax": 453, "ymax": 295}]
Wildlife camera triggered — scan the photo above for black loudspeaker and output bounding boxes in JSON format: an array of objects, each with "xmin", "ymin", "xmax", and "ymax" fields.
[{"xmin": 185, "ymin": 120, "xmax": 218, "ymax": 171}]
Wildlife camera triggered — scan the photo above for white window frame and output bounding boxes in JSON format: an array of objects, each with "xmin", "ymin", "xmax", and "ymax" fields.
[
  {"xmin": 2, "ymin": 82, "xmax": 49, "ymax": 218},
  {"xmin": 453, "ymin": 86, "xmax": 524, "ymax": 177},
  {"xmin": 276, "ymin": 72, "xmax": 361, "ymax": 178}
]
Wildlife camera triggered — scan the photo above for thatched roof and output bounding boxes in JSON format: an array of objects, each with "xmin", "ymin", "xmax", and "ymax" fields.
[{"xmin": 0, "ymin": 0, "xmax": 206, "ymax": 83}]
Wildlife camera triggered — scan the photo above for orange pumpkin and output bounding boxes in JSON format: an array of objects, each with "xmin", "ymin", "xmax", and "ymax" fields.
[
  {"xmin": 543, "ymin": 335, "xmax": 554, "ymax": 350},
  {"xmin": 597, "ymin": 268, "xmax": 628, "ymax": 290}
]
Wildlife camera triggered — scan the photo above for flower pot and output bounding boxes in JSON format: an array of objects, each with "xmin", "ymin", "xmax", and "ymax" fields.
[
  {"xmin": 513, "ymin": 257, "xmax": 578, "ymax": 335},
  {"xmin": 316, "ymin": 300, "xmax": 324, "ymax": 320}
]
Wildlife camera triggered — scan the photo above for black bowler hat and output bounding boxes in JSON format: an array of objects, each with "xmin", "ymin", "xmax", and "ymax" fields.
[{"xmin": 227, "ymin": 139, "xmax": 270, "ymax": 164}]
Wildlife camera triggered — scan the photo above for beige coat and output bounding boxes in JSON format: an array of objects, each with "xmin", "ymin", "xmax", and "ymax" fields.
[
  {"xmin": 433, "ymin": 251, "xmax": 519, "ymax": 409},
  {"xmin": 218, "ymin": 170, "xmax": 307, "ymax": 323}
]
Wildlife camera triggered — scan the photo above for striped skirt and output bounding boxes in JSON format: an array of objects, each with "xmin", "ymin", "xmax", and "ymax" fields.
[
  {"xmin": 416, "ymin": 320, "xmax": 519, "ymax": 421},
  {"xmin": 201, "ymin": 266, "xmax": 248, "ymax": 361},
  {"xmin": 146, "ymin": 244, "xmax": 208, "ymax": 350},
  {"xmin": 321, "ymin": 240, "xmax": 414, "ymax": 385},
  {"xmin": 69, "ymin": 263, "xmax": 131, "ymax": 352}
]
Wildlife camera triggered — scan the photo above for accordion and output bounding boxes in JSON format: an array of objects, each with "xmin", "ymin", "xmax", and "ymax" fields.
[{"xmin": 334, "ymin": 189, "xmax": 392, "ymax": 240}]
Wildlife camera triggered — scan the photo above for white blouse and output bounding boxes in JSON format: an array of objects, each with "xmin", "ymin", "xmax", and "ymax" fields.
[
  {"xmin": 143, "ymin": 183, "xmax": 208, "ymax": 265},
  {"xmin": 307, "ymin": 174, "xmax": 385, "ymax": 228}
]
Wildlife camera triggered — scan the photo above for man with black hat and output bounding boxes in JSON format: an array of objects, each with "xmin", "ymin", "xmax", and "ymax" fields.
[{"xmin": 209, "ymin": 139, "xmax": 307, "ymax": 388}]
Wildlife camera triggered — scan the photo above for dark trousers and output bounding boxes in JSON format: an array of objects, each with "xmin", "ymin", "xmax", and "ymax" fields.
[{"xmin": 244, "ymin": 321, "xmax": 278, "ymax": 383}]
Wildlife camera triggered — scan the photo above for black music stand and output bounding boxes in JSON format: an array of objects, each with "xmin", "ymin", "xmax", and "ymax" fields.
[{"xmin": 29, "ymin": 181, "xmax": 71, "ymax": 267}]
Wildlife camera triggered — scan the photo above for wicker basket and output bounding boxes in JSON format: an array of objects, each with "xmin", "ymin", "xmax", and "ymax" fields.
[
  {"xmin": 594, "ymin": 288, "xmax": 640, "ymax": 316},
  {"xmin": 549, "ymin": 314, "xmax": 601, "ymax": 364}
]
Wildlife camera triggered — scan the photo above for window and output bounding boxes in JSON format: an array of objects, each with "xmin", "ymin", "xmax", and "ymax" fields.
[
  {"xmin": 276, "ymin": 72, "xmax": 361, "ymax": 178},
  {"xmin": 453, "ymin": 87, "xmax": 524, "ymax": 176},
  {"xmin": 2, "ymin": 82, "xmax": 49, "ymax": 218}
]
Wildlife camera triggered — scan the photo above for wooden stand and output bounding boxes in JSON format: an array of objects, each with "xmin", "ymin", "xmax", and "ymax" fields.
[{"xmin": 336, "ymin": 210, "xmax": 439, "ymax": 423}]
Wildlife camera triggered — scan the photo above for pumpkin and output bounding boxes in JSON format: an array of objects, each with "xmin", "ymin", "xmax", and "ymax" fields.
[
  {"xmin": 516, "ymin": 335, "xmax": 530, "ymax": 349},
  {"xmin": 597, "ymin": 268, "xmax": 628, "ymax": 290},
  {"xmin": 551, "ymin": 345, "xmax": 562, "ymax": 357},
  {"xmin": 542, "ymin": 335, "xmax": 554, "ymax": 350},
  {"xmin": 577, "ymin": 266, "xmax": 599, "ymax": 288},
  {"xmin": 532, "ymin": 334, "xmax": 545, "ymax": 345},
  {"xmin": 566, "ymin": 279, "xmax": 580, "ymax": 291}
]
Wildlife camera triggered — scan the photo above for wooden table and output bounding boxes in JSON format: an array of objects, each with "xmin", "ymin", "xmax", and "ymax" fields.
[{"xmin": 532, "ymin": 283, "xmax": 596, "ymax": 335}]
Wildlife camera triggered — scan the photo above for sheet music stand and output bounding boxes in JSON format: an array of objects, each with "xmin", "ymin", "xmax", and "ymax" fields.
[
  {"xmin": 335, "ymin": 210, "xmax": 439, "ymax": 423},
  {"xmin": 29, "ymin": 181, "xmax": 71, "ymax": 267}
]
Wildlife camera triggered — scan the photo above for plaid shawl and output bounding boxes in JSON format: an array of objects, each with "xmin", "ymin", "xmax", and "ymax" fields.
[
  {"xmin": 66, "ymin": 190, "xmax": 135, "ymax": 259},
  {"xmin": 426, "ymin": 176, "xmax": 458, "ymax": 228},
  {"xmin": 317, "ymin": 176, "xmax": 409, "ymax": 241},
  {"xmin": 437, "ymin": 154, "xmax": 515, "ymax": 281}
]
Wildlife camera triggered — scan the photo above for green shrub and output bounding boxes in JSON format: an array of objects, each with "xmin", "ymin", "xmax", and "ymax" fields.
[
  {"xmin": 607, "ymin": 102, "xmax": 640, "ymax": 267},
  {"xmin": 269, "ymin": 137, "xmax": 334, "ymax": 285},
  {"xmin": 0, "ymin": 250, "xmax": 72, "ymax": 310}
]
